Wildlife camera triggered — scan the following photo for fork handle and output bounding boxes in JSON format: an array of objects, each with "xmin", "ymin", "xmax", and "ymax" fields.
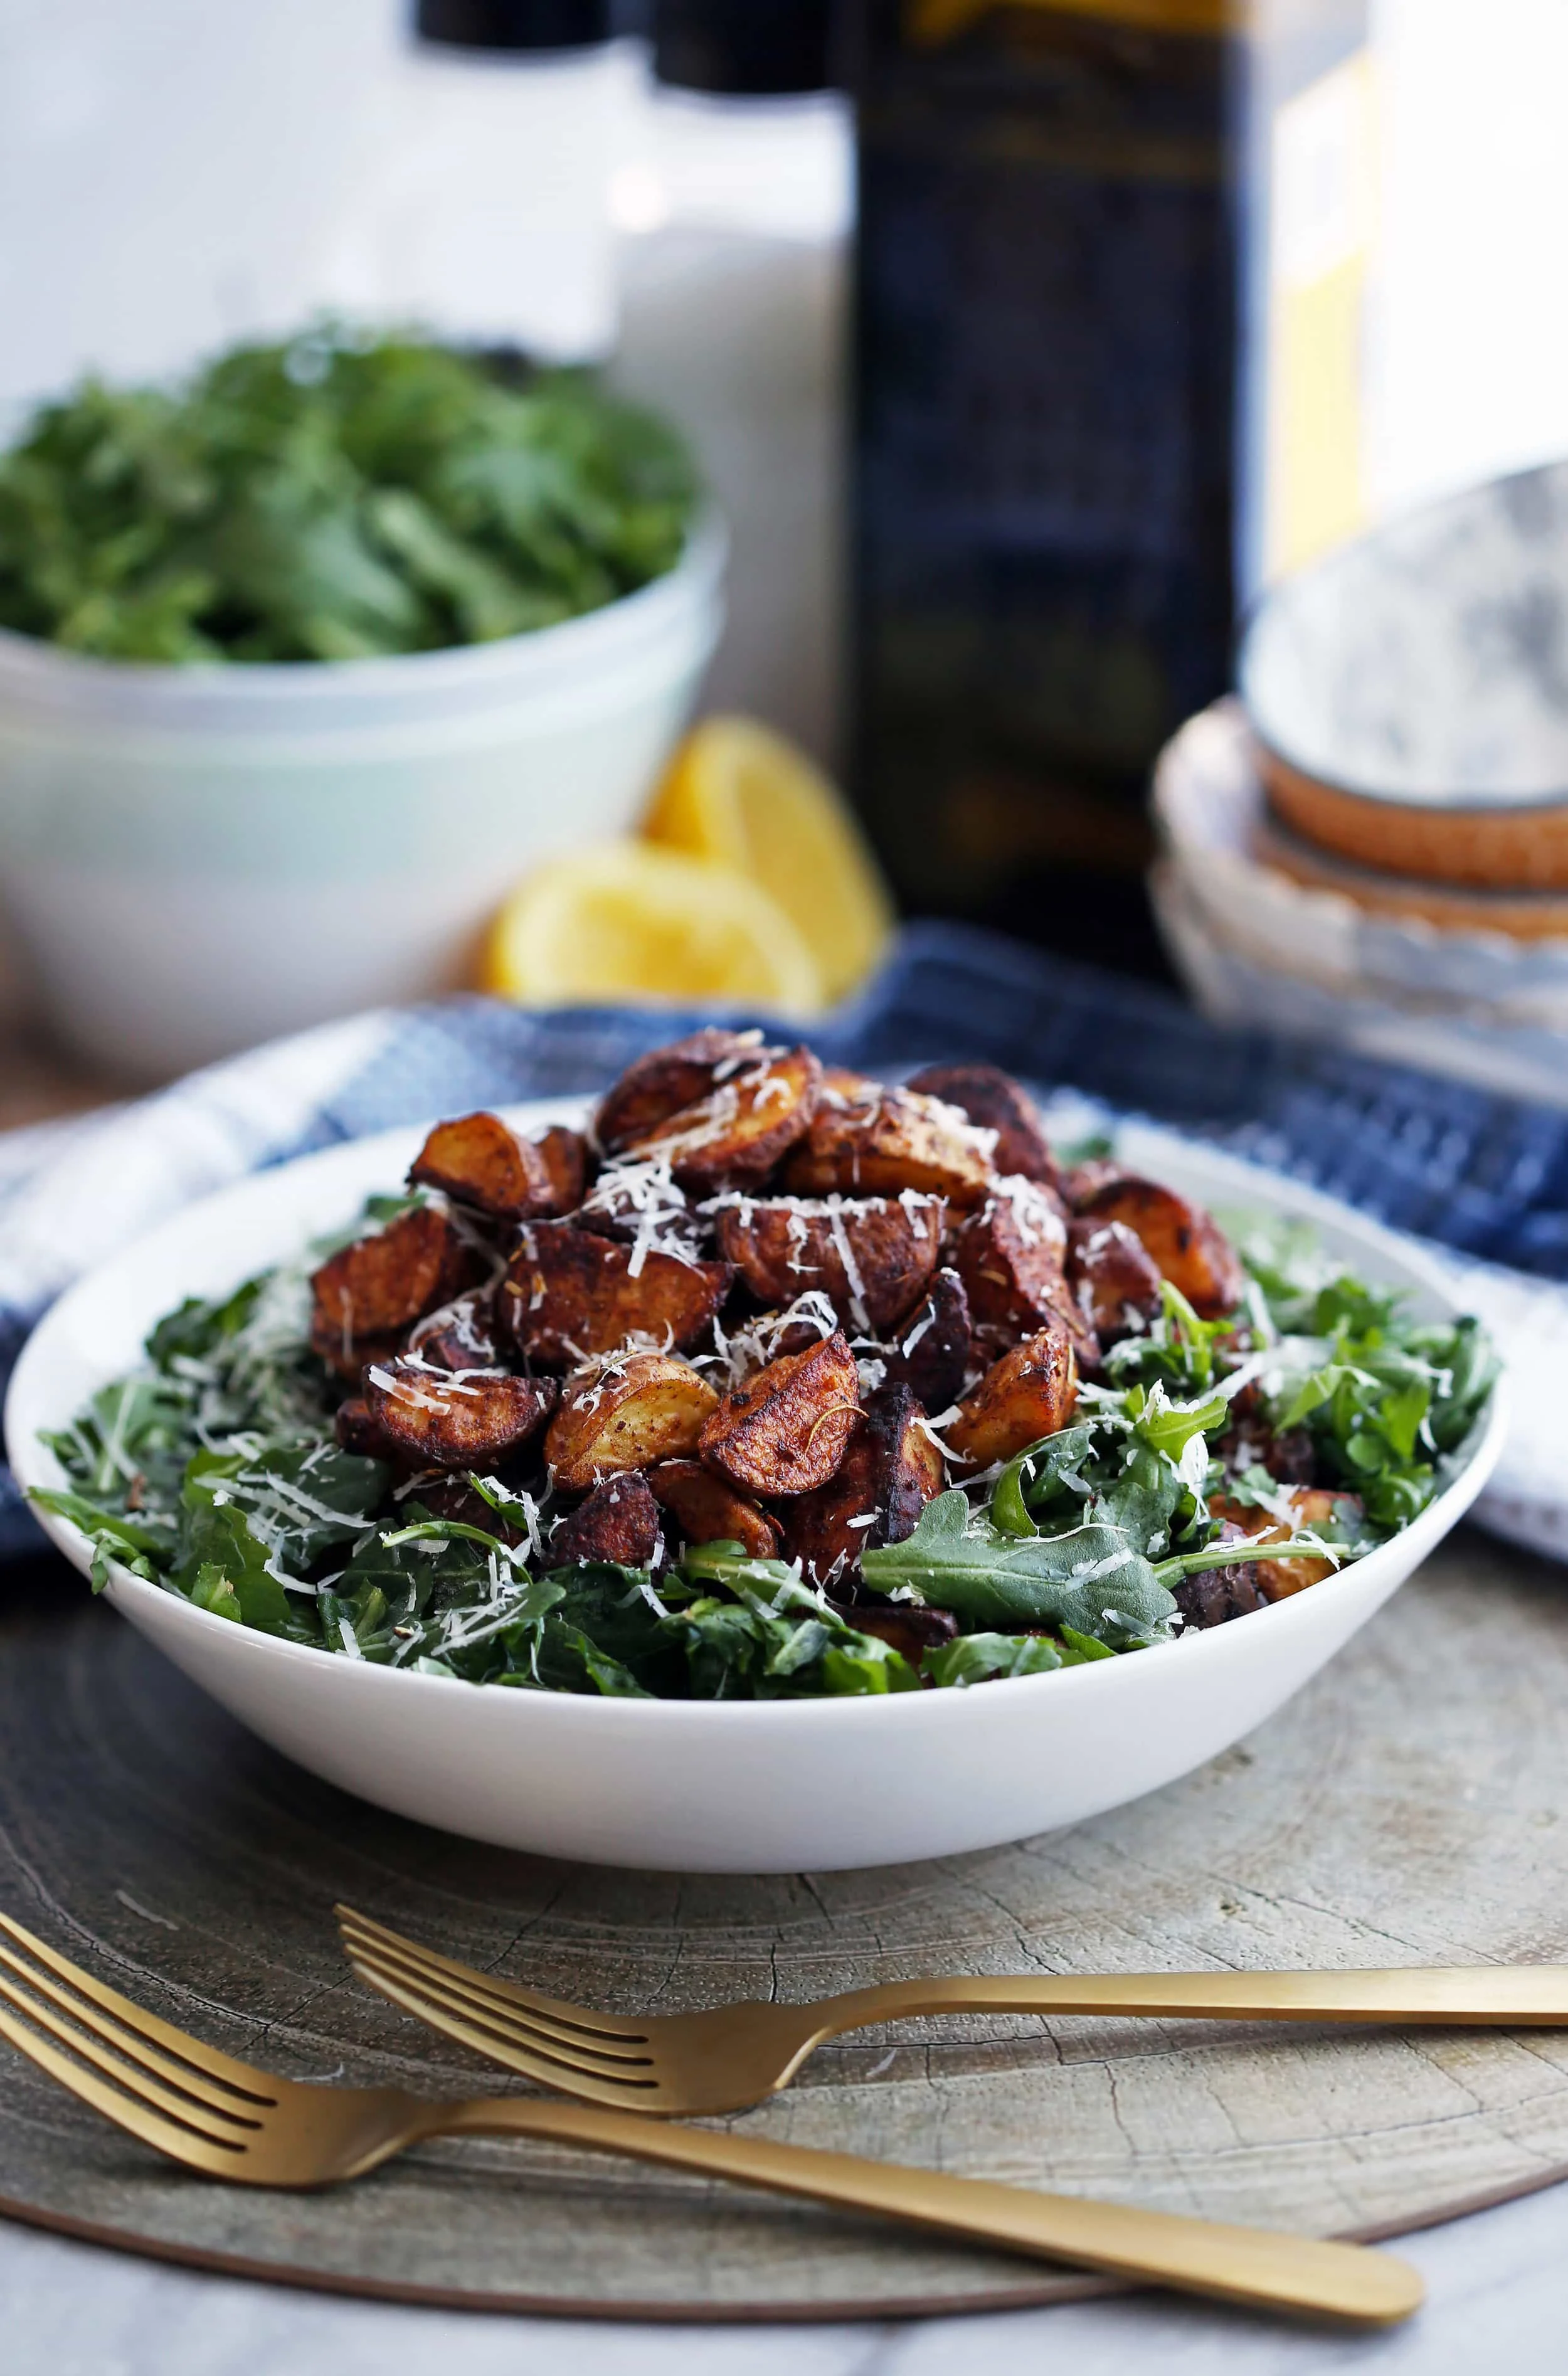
[
  {"xmin": 818, "ymin": 1967, "xmax": 1568, "ymax": 2032},
  {"xmin": 436, "ymin": 2095, "xmax": 1421, "ymax": 2326}
]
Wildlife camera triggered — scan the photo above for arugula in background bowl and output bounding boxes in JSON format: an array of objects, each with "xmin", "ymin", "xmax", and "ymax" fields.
[{"xmin": 0, "ymin": 326, "xmax": 699, "ymax": 664}]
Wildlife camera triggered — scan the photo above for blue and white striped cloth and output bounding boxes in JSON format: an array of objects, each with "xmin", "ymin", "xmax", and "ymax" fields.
[{"xmin": 1, "ymin": 923, "xmax": 1563, "ymax": 1559}]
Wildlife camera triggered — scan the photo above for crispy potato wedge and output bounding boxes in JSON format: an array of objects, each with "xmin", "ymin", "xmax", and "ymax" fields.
[
  {"xmin": 408, "ymin": 1111, "xmax": 552, "ymax": 1221},
  {"xmin": 1169, "ymin": 1561, "xmax": 1268, "ymax": 1630},
  {"xmin": 548, "ymin": 1353, "xmax": 720, "ymax": 1490},
  {"xmin": 646, "ymin": 1459, "xmax": 781, "ymax": 1558},
  {"xmin": 333, "ymin": 1395, "xmax": 400, "ymax": 1463},
  {"xmin": 877, "ymin": 1267, "xmax": 973, "ymax": 1413},
  {"xmin": 780, "ymin": 1384, "xmax": 945, "ymax": 1586},
  {"xmin": 362, "ymin": 1359, "xmax": 556, "ymax": 1470},
  {"xmin": 947, "ymin": 1322, "xmax": 1079, "ymax": 1468},
  {"xmin": 714, "ymin": 1193, "xmax": 943, "ymax": 1337},
  {"xmin": 595, "ymin": 1029, "xmax": 772, "ymax": 1154},
  {"xmin": 550, "ymin": 1472, "xmax": 662, "ymax": 1568},
  {"xmin": 779, "ymin": 1083, "xmax": 995, "ymax": 1207},
  {"xmin": 574, "ymin": 1155, "xmax": 704, "ymax": 1253},
  {"xmin": 1066, "ymin": 1215, "xmax": 1165, "ymax": 1343},
  {"xmin": 627, "ymin": 1046, "xmax": 823, "ymax": 1192},
  {"xmin": 699, "ymin": 1330, "xmax": 861, "ymax": 1498},
  {"xmin": 1061, "ymin": 1157, "xmax": 1131, "ymax": 1211},
  {"xmin": 531, "ymin": 1125, "xmax": 590, "ymax": 1217},
  {"xmin": 310, "ymin": 1207, "xmax": 481, "ymax": 1379},
  {"xmin": 1208, "ymin": 1488, "xmax": 1360, "ymax": 1601},
  {"xmin": 951, "ymin": 1182, "xmax": 1068, "ymax": 1339},
  {"xmin": 825, "ymin": 1599, "xmax": 959, "ymax": 1667},
  {"xmin": 501, "ymin": 1221, "xmax": 732, "ymax": 1369},
  {"xmin": 408, "ymin": 1289, "xmax": 501, "ymax": 1372},
  {"xmin": 905, "ymin": 1063, "xmax": 1064, "ymax": 1194},
  {"xmin": 1076, "ymin": 1175, "xmax": 1244, "ymax": 1318}
]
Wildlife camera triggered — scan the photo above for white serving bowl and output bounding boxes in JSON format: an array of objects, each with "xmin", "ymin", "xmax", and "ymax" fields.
[
  {"xmin": 0, "ymin": 522, "xmax": 724, "ymax": 1082},
  {"xmin": 6, "ymin": 1100, "xmax": 1506, "ymax": 1875}
]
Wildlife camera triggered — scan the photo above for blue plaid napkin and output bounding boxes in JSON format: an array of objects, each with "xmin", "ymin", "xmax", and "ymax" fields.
[{"xmin": 3, "ymin": 921, "xmax": 1564, "ymax": 1557}]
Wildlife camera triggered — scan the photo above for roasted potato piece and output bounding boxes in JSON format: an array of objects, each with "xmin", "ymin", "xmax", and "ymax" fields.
[
  {"xmin": 626, "ymin": 1046, "xmax": 823, "ymax": 1192},
  {"xmin": 714, "ymin": 1194, "xmax": 943, "ymax": 1337},
  {"xmin": 595, "ymin": 1029, "xmax": 772, "ymax": 1154},
  {"xmin": 1170, "ymin": 1563, "xmax": 1267, "ymax": 1631},
  {"xmin": 310, "ymin": 1207, "xmax": 481, "ymax": 1379},
  {"xmin": 877, "ymin": 1267, "xmax": 973, "ymax": 1413},
  {"xmin": 575, "ymin": 1156, "xmax": 704, "ymax": 1253},
  {"xmin": 1207, "ymin": 1488, "xmax": 1360, "ymax": 1601},
  {"xmin": 780, "ymin": 1384, "xmax": 945, "ymax": 1586},
  {"xmin": 408, "ymin": 1289, "xmax": 501, "ymax": 1372},
  {"xmin": 951, "ymin": 1182, "xmax": 1068, "ymax": 1339},
  {"xmin": 905, "ymin": 1063, "xmax": 1065, "ymax": 1194},
  {"xmin": 408, "ymin": 1111, "xmax": 552, "ymax": 1221},
  {"xmin": 646, "ymin": 1460, "xmax": 782, "ymax": 1558},
  {"xmin": 699, "ymin": 1330, "xmax": 861, "ymax": 1498},
  {"xmin": 415, "ymin": 1475, "xmax": 529, "ymax": 1548},
  {"xmin": 550, "ymin": 1472, "xmax": 662, "ymax": 1568},
  {"xmin": 333, "ymin": 1394, "xmax": 400, "ymax": 1462},
  {"xmin": 1076, "ymin": 1176, "xmax": 1244, "ymax": 1319},
  {"xmin": 362, "ymin": 1359, "xmax": 556, "ymax": 1470},
  {"xmin": 779, "ymin": 1083, "xmax": 995, "ymax": 1208},
  {"xmin": 1066, "ymin": 1215, "xmax": 1164, "ymax": 1343},
  {"xmin": 548, "ymin": 1353, "xmax": 720, "ymax": 1490},
  {"xmin": 825, "ymin": 1599, "xmax": 960, "ymax": 1666},
  {"xmin": 502, "ymin": 1221, "xmax": 733, "ymax": 1369},
  {"xmin": 947, "ymin": 1322, "xmax": 1079, "ymax": 1468},
  {"xmin": 531, "ymin": 1125, "xmax": 590, "ymax": 1217},
  {"xmin": 1062, "ymin": 1157, "xmax": 1131, "ymax": 1211}
]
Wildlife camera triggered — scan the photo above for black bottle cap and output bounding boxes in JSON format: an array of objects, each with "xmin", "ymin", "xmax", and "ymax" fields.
[
  {"xmin": 652, "ymin": 0, "xmax": 835, "ymax": 95},
  {"xmin": 414, "ymin": 0, "xmax": 612, "ymax": 51}
]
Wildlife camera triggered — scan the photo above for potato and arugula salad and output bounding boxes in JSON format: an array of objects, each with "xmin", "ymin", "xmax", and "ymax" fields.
[{"xmin": 37, "ymin": 1036, "xmax": 1498, "ymax": 1700}]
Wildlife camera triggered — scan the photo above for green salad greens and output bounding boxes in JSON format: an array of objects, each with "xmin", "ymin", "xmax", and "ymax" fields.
[
  {"xmin": 32, "ymin": 1206, "xmax": 1497, "ymax": 1702},
  {"xmin": 0, "ymin": 326, "xmax": 698, "ymax": 663}
]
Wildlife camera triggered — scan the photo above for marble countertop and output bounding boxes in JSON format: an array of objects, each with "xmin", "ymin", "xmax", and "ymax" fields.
[{"xmin": 5, "ymin": 2183, "xmax": 1567, "ymax": 2376}]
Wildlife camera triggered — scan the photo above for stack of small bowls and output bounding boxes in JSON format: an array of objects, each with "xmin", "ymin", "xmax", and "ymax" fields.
[{"xmin": 1153, "ymin": 459, "xmax": 1568, "ymax": 1108}]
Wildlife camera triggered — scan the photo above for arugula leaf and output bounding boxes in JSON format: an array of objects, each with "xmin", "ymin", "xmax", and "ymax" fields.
[{"xmin": 861, "ymin": 1491, "xmax": 1177, "ymax": 1641}]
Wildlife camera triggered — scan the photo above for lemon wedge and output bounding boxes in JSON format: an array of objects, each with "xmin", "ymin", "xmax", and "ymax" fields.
[
  {"xmin": 481, "ymin": 841, "xmax": 825, "ymax": 1014},
  {"xmin": 644, "ymin": 716, "xmax": 894, "ymax": 1003}
]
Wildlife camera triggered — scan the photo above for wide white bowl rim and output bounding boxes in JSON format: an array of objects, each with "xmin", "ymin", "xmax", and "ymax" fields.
[{"xmin": 6, "ymin": 1101, "xmax": 1508, "ymax": 1733}]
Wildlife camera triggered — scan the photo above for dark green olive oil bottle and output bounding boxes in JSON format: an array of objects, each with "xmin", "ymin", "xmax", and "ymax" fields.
[{"xmin": 846, "ymin": 0, "xmax": 1236, "ymax": 975}]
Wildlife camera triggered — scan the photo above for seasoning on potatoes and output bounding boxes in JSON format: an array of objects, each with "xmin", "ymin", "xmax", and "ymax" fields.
[
  {"xmin": 502, "ymin": 1220, "xmax": 732, "ymax": 1369},
  {"xmin": 310, "ymin": 1206, "xmax": 481, "ymax": 1378},
  {"xmin": 712, "ymin": 1192, "xmax": 943, "ymax": 1337},
  {"xmin": 1066, "ymin": 1214, "xmax": 1164, "ymax": 1343},
  {"xmin": 904, "ymin": 1063, "xmax": 1065, "ymax": 1194},
  {"xmin": 362, "ymin": 1359, "xmax": 557, "ymax": 1470},
  {"xmin": 408, "ymin": 1289, "xmax": 501, "ymax": 1372},
  {"xmin": 877, "ymin": 1266, "xmax": 973, "ymax": 1413},
  {"xmin": 780, "ymin": 1384, "xmax": 945, "ymax": 1587},
  {"xmin": 946, "ymin": 1322, "xmax": 1079, "ymax": 1468},
  {"xmin": 548, "ymin": 1352, "xmax": 720, "ymax": 1490},
  {"xmin": 549, "ymin": 1472, "xmax": 662, "ymax": 1568},
  {"xmin": 594, "ymin": 1028, "xmax": 773, "ymax": 1155},
  {"xmin": 408, "ymin": 1110, "xmax": 553, "ymax": 1221},
  {"xmin": 779, "ymin": 1081, "xmax": 995, "ymax": 1207},
  {"xmin": 699, "ymin": 1330, "xmax": 861, "ymax": 1498},
  {"xmin": 625, "ymin": 1045, "xmax": 823, "ymax": 1192},
  {"xmin": 645, "ymin": 1460, "xmax": 781, "ymax": 1559},
  {"xmin": 531, "ymin": 1125, "xmax": 591, "ymax": 1217},
  {"xmin": 1075, "ymin": 1176, "xmax": 1244, "ymax": 1320},
  {"xmin": 951, "ymin": 1180, "xmax": 1069, "ymax": 1342}
]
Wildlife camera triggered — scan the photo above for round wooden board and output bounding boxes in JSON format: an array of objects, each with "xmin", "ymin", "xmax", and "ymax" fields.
[{"xmin": 3, "ymin": 1529, "xmax": 1568, "ymax": 2321}]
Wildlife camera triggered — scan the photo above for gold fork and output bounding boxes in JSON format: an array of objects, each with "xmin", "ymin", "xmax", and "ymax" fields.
[
  {"xmin": 338, "ymin": 1902, "xmax": 1568, "ymax": 2118},
  {"xmin": 0, "ymin": 1910, "xmax": 1420, "ymax": 2326}
]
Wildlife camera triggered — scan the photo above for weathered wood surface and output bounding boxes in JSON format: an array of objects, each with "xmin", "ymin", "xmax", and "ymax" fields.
[{"xmin": 3, "ymin": 1527, "xmax": 1568, "ymax": 2318}]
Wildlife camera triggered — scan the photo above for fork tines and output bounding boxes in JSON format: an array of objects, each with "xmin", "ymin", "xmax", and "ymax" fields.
[
  {"xmin": 0, "ymin": 1908, "xmax": 278, "ymax": 2164},
  {"xmin": 336, "ymin": 1905, "xmax": 662, "ymax": 2099}
]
